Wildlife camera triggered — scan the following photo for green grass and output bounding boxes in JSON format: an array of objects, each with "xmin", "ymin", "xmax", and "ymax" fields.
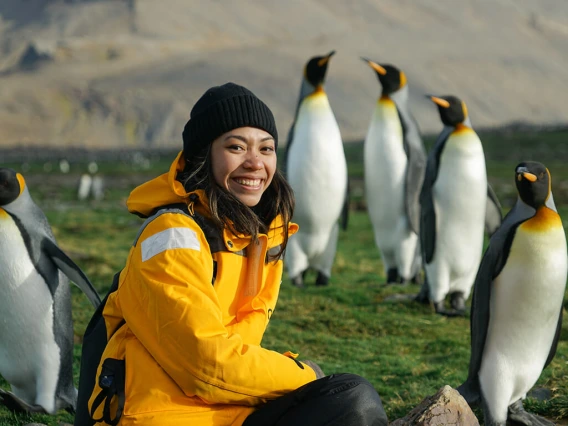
[{"xmin": 2, "ymin": 129, "xmax": 568, "ymax": 425}]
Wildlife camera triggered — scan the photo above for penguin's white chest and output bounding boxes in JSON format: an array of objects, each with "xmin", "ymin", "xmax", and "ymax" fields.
[
  {"xmin": 364, "ymin": 99, "xmax": 407, "ymax": 223},
  {"xmin": 0, "ymin": 210, "xmax": 58, "ymax": 388},
  {"xmin": 287, "ymin": 92, "xmax": 347, "ymax": 229},
  {"xmin": 481, "ymin": 211, "xmax": 567, "ymax": 402},
  {"xmin": 435, "ymin": 130, "xmax": 487, "ymax": 212},
  {"xmin": 433, "ymin": 130, "xmax": 487, "ymax": 267}
]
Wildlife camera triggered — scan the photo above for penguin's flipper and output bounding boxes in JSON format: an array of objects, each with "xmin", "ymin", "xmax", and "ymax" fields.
[
  {"xmin": 42, "ymin": 239, "xmax": 102, "ymax": 308},
  {"xmin": 459, "ymin": 200, "xmax": 534, "ymax": 400},
  {"xmin": 404, "ymin": 150, "xmax": 426, "ymax": 235},
  {"xmin": 485, "ymin": 183, "xmax": 503, "ymax": 236},
  {"xmin": 283, "ymin": 122, "xmax": 296, "ymax": 179},
  {"xmin": 284, "ymin": 78, "xmax": 314, "ymax": 178},
  {"xmin": 419, "ymin": 174, "xmax": 436, "ymax": 264},
  {"xmin": 340, "ymin": 178, "xmax": 350, "ymax": 230},
  {"xmin": 419, "ymin": 126, "xmax": 453, "ymax": 263},
  {"xmin": 0, "ymin": 389, "xmax": 47, "ymax": 414},
  {"xmin": 397, "ymin": 108, "xmax": 426, "ymax": 235}
]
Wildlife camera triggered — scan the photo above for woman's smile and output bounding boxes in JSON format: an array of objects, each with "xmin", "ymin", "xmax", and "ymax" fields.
[{"xmin": 233, "ymin": 177, "xmax": 263, "ymax": 189}]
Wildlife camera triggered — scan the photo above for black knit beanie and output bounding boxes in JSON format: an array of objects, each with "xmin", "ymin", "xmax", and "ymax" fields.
[{"xmin": 182, "ymin": 82, "xmax": 278, "ymax": 158}]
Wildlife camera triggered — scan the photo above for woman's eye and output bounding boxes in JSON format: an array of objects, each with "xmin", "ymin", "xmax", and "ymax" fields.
[
  {"xmin": 229, "ymin": 145, "xmax": 245, "ymax": 151},
  {"xmin": 261, "ymin": 146, "xmax": 275, "ymax": 153}
]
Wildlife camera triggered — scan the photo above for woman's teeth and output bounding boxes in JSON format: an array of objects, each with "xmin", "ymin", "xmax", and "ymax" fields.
[{"xmin": 235, "ymin": 178, "xmax": 261, "ymax": 187}]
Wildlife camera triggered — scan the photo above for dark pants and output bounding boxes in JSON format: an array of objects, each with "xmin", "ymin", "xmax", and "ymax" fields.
[{"xmin": 242, "ymin": 374, "xmax": 388, "ymax": 426}]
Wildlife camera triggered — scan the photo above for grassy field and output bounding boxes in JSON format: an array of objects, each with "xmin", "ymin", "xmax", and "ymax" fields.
[{"xmin": 1, "ymin": 128, "xmax": 568, "ymax": 425}]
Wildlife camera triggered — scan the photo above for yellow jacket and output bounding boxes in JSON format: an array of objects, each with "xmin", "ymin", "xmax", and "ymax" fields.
[{"xmin": 89, "ymin": 152, "xmax": 317, "ymax": 425}]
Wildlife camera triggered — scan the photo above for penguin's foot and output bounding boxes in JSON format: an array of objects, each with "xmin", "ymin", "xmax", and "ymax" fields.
[
  {"xmin": 315, "ymin": 272, "xmax": 329, "ymax": 286},
  {"xmin": 414, "ymin": 275, "xmax": 431, "ymax": 304},
  {"xmin": 291, "ymin": 269, "xmax": 309, "ymax": 288},
  {"xmin": 0, "ymin": 389, "xmax": 47, "ymax": 414},
  {"xmin": 386, "ymin": 268, "xmax": 401, "ymax": 285},
  {"xmin": 410, "ymin": 272, "xmax": 424, "ymax": 286},
  {"xmin": 291, "ymin": 275, "xmax": 305, "ymax": 288},
  {"xmin": 508, "ymin": 399, "xmax": 555, "ymax": 426},
  {"xmin": 433, "ymin": 301, "xmax": 466, "ymax": 317},
  {"xmin": 433, "ymin": 301, "xmax": 447, "ymax": 314},
  {"xmin": 450, "ymin": 292, "xmax": 466, "ymax": 314},
  {"xmin": 415, "ymin": 286, "xmax": 430, "ymax": 304}
]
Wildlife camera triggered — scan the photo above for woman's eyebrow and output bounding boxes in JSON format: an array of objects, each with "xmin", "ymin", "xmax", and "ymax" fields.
[
  {"xmin": 224, "ymin": 135, "xmax": 247, "ymax": 142},
  {"xmin": 224, "ymin": 135, "xmax": 274, "ymax": 142}
]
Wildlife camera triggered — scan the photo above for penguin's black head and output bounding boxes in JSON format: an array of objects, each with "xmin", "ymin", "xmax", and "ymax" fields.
[
  {"xmin": 361, "ymin": 58, "xmax": 406, "ymax": 96},
  {"xmin": 515, "ymin": 161, "xmax": 551, "ymax": 208},
  {"xmin": 304, "ymin": 51, "xmax": 335, "ymax": 88},
  {"xmin": 428, "ymin": 95, "xmax": 467, "ymax": 126},
  {"xmin": 0, "ymin": 168, "xmax": 23, "ymax": 206}
]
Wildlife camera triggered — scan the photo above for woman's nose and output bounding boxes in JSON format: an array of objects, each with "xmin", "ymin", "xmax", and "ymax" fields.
[{"xmin": 244, "ymin": 151, "xmax": 263, "ymax": 169}]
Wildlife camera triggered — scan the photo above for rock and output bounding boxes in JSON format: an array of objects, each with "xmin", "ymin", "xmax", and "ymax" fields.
[{"xmin": 391, "ymin": 385, "xmax": 479, "ymax": 426}]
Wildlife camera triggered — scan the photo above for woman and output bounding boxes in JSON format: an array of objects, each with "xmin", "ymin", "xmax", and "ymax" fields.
[{"xmin": 86, "ymin": 83, "xmax": 388, "ymax": 425}]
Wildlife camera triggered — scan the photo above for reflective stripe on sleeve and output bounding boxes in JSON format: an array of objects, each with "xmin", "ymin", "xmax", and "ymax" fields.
[{"xmin": 141, "ymin": 227, "xmax": 200, "ymax": 262}]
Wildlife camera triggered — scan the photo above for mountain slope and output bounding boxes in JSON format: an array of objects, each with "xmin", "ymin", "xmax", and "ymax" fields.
[{"xmin": 0, "ymin": 0, "xmax": 567, "ymax": 147}]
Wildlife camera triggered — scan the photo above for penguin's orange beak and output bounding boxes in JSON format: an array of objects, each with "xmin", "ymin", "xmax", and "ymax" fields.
[
  {"xmin": 522, "ymin": 172, "xmax": 537, "ymax": 182},
  {"xmin": 430, "ymin": 96, "xmax": 450, "ymax": 108},
  {"xmin": 363, "ymin": 58, "xmax": 387, "ymax": 75},
  {"xmin": 318, "ymin": 51, "xmax": 335, "ymax": 67}
]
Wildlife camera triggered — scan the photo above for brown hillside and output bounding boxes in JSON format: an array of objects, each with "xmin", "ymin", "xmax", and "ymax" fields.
[{"xmin": 0, "ymin": 0, "xmax": 567, "ymax": 148}]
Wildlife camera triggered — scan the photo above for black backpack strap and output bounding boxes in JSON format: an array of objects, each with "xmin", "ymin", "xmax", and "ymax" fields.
[
  {"xmin": 89, "ymin": 358, "xmax": 126, "ymax": 426},
  {"xmin": 75, "ymin": 271, "xmax": 123, "ymax": 426}
]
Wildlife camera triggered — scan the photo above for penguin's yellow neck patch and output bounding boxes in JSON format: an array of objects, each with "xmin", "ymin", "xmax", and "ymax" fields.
[
  {"xmin": 307, "ymin": 85, "xmax": 326, "ymax": 99},
  {"xmin": 520, "ymin": 207, "xmax": 563, "ymax": 232},
  {"xmin": 16, "ymin": 173, "xmax": 26, "ymax": 196},
  {"xmin": 452, "ymin": 123, "xmax": 473, "ymax": 135},
  {"xmin": 0, "ymin": 208, "xmax": 8, "ymax": 219},
  {"xmin": 378, "ymin": 96, "xmax": 395, "ymax": 107}
]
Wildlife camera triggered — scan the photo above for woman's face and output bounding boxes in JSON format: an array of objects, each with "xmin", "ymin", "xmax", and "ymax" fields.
[{"xmin": 211, "ymin": 127, "xmax": 277, "ymax": 207}]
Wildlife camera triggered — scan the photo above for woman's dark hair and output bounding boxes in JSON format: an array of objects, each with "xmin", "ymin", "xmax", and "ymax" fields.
[{"xmin": 178, "ymin": 146, "xmax": 294, "ymax": 261}]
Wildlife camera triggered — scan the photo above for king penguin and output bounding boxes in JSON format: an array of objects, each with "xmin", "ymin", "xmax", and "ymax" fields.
[
  {"xmin": 418, "ymin": 95, "xmax": 488, "ymax": 316},
  {"xmin": 458, "ymin": 161, "xmax": 566, "ymax": 426},
  {"xmin": 0, "ymin": 168, "xmax": 101, "ymax": 414},
  {"xmin": 361, "ymin": 58, "xmax": 426, "ymax": 284},
  {"xmin": 285, "ymin": 51, "xmax": 348, "ymax": 287}
]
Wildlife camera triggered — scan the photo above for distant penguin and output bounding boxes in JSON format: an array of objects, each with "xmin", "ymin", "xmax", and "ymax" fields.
[
  {"xmin": 285, "ymin": 50, "xmax": 348, "ymax": 287},
  {"xmin": 0, "ymin": 168, "xmax": 101, "ymax": 414},
  {"xmin": 87, "ymin": 161, "xmax": 98, "ymax": 174},
  {"xmin": 77, "ymin": 173, "xmax": 93, "ymax": 201},
  {"xmin": 77, "ymin": 160, "xmax": 105, "ymax": 202},
  {"xmin": 418, "ymin": 95, "xmax": 487, "ymax": 316},
  {"xmin": 59, "ymin": 159, "xmax": 70, "ymax": 174},
  {"xmin": 458, "ymin": 162, "xmax": 566, "ymax": 426},
  {"xmin": 361, "ymin": 58, "xmax": 426, "ymax": 284},
  {"xmin": 91, "ymin": 175, "xmax": 105, "ymax": 201}
]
